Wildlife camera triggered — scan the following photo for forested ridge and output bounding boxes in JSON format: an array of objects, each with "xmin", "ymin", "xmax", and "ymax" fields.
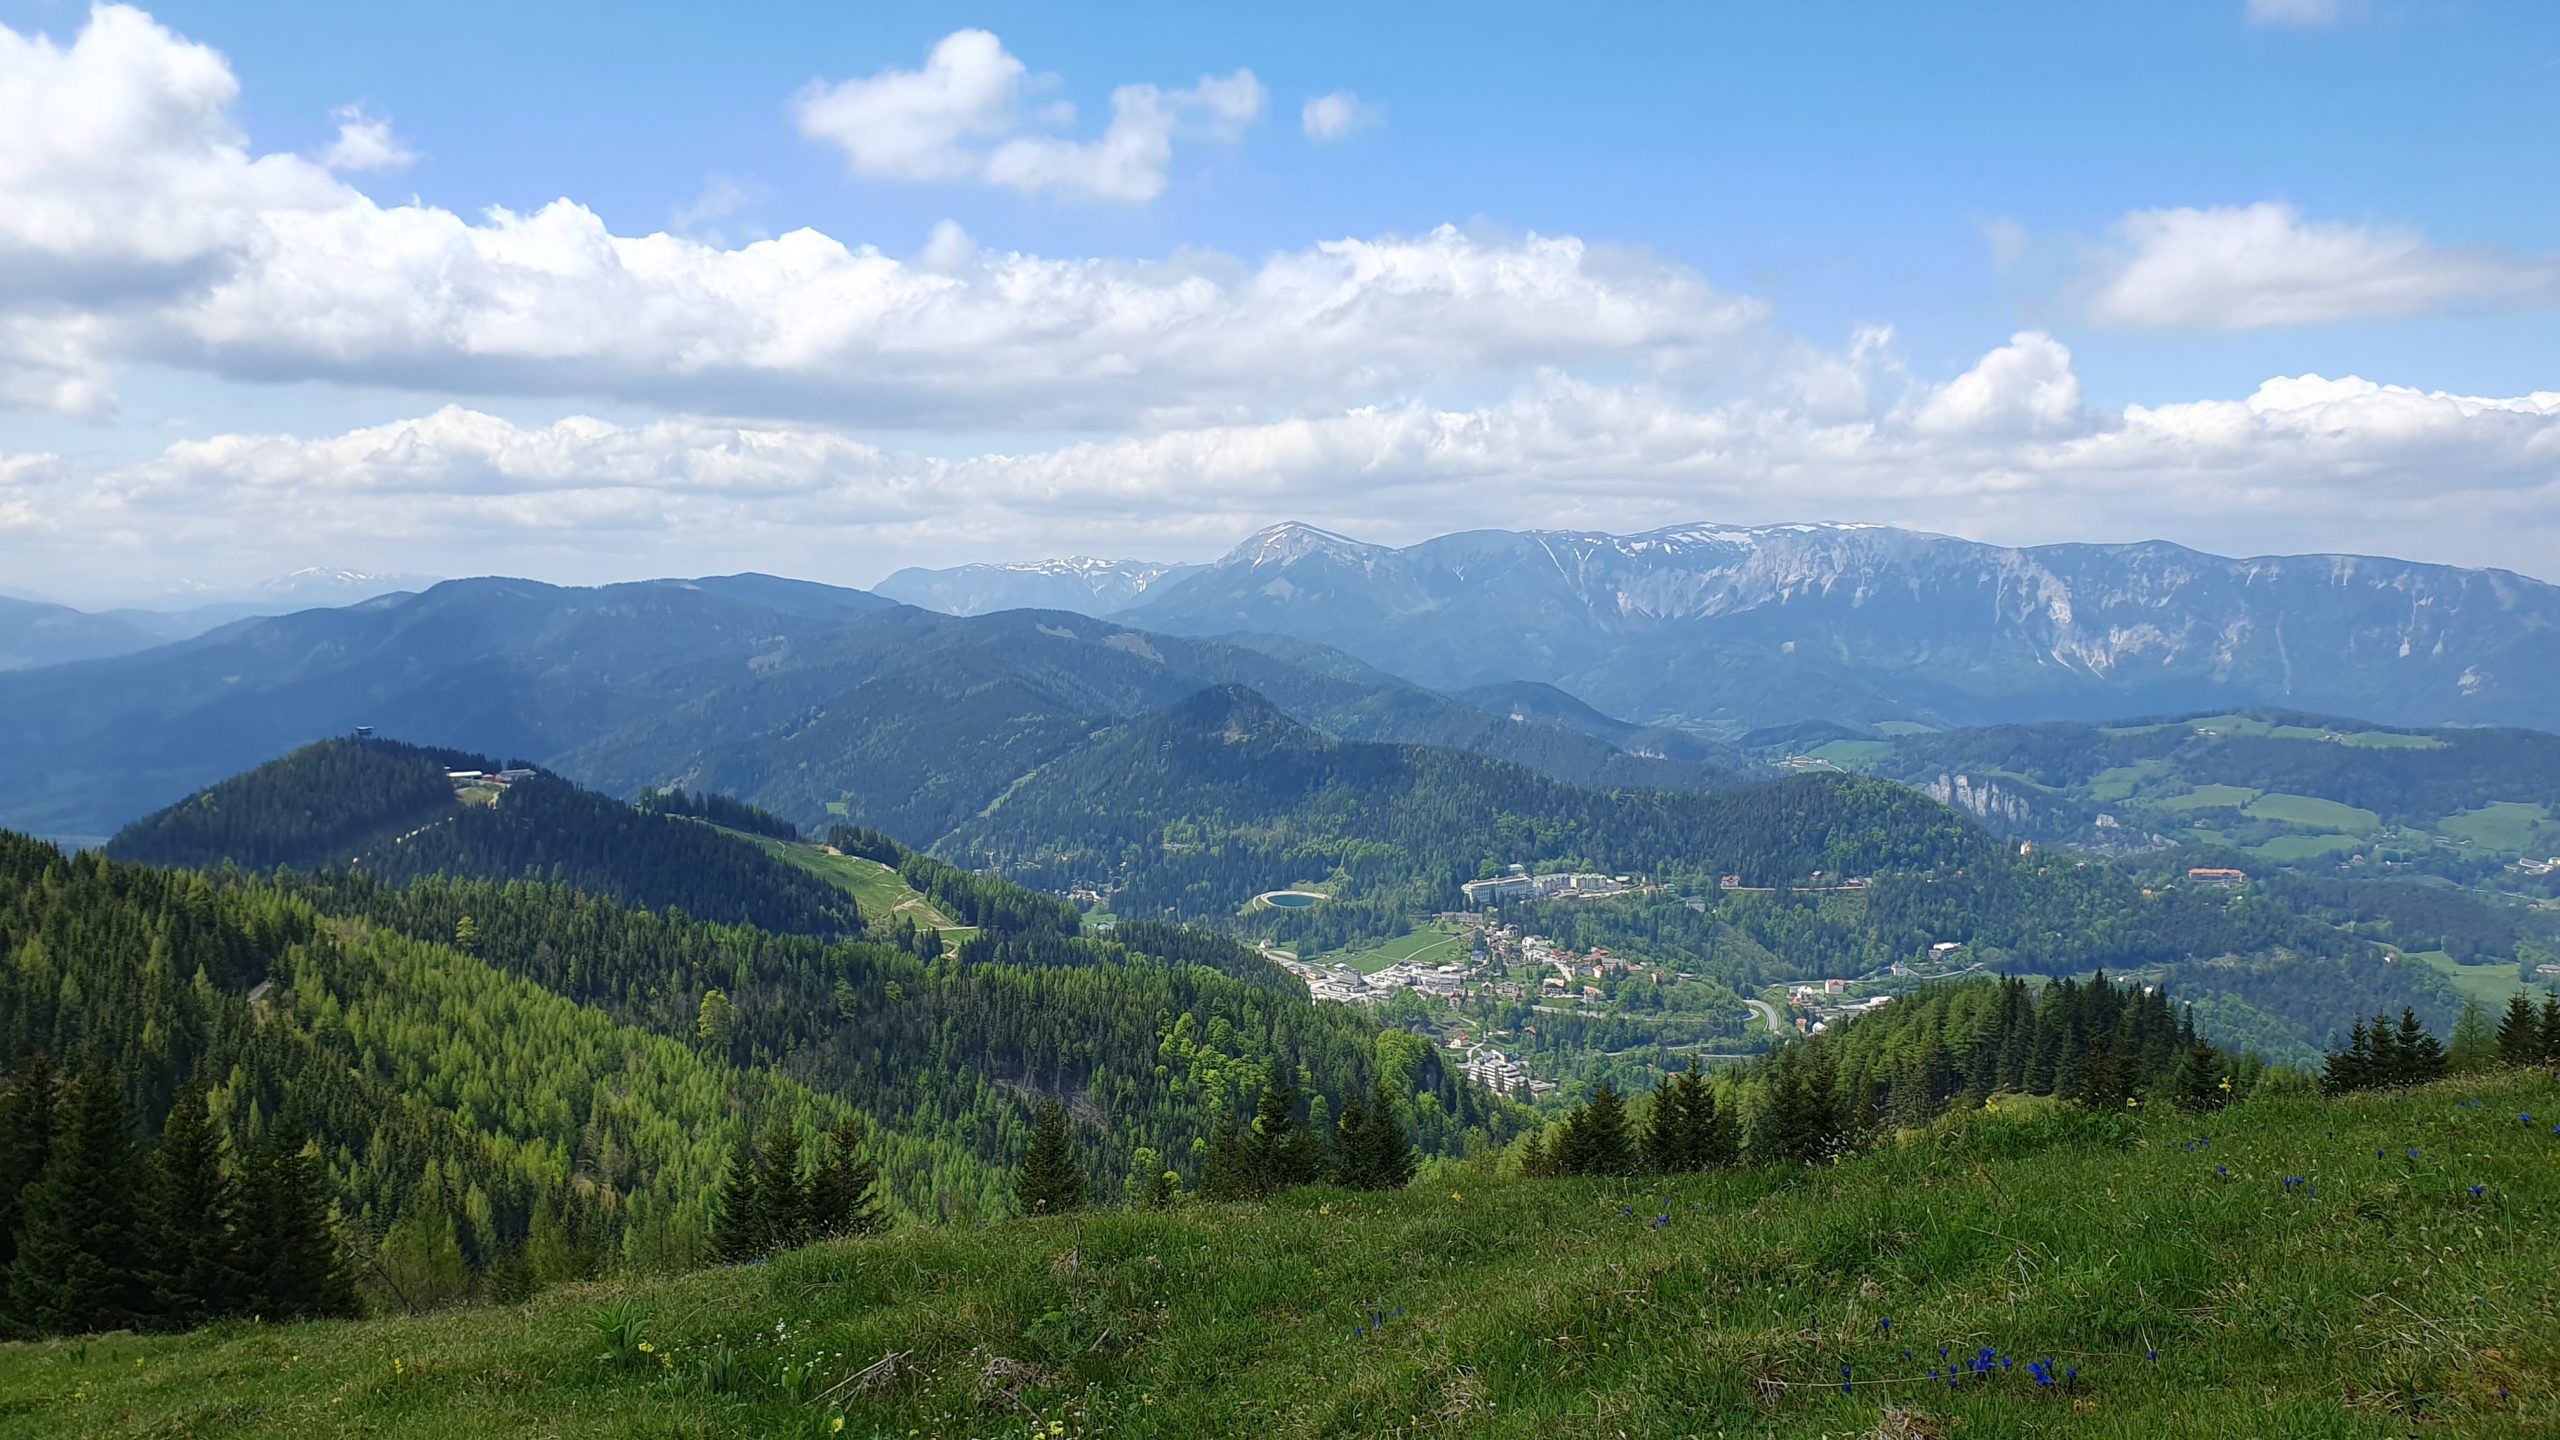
[
  {"xmin": 108, "ymin": 739, "xmax": 863, "ymax": 936},
  {"xmin": 944, "ymin": 685, "xmax": 1987, "ymax": 940}
]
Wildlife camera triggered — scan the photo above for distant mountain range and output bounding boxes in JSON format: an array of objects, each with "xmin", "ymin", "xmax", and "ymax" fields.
[
  {"xmin": 0, "ymin": 573, "xmax": 1737, "ymax": 839},
  {"xmin": 874, "ymin": 557, "xmax": 1203, "ymax": 616},
  {"xmin": 0, "ymin": 566, "xmax": 439, "ymax": 669},
  {"xmin": 1093, "ymin": 522, "xmax": 2560, "ymax": 734}
]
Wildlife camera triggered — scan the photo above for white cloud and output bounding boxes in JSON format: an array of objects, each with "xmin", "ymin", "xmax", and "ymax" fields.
[
  {"xmin": 13, "ymin": 338, "xmax": 2559, "ymax": 593},
  {"xmin": 2085, "ymin": 202, "xmax": 2560, "ymax": 329},
  {"xmin": 319, "ymin": 105, "xmax": 415, "ymax": 171},
  {"xmin": 0, "ymin": 7, "xmax": 1737, "ymax": 423},
  {"xmin": 1301, "ymin": 90, "xmax": 1383, "ymax": 143},
  {"xmin": 792, "ymin": 29, "xmax": 1262, "ymax": 202},
  {"xmin": 2246, "ymin": 0, "xmax": 2350, "ymax": 26}
]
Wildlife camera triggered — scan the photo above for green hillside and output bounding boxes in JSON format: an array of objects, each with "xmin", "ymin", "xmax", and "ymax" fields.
[
  {"xmin": 1809, "ymin": 709, "xmax": 2560, "ymax": 880},
  {"xmin": 3, "ymin": 1070, "xmax": 2551, "ymax": 1437}
]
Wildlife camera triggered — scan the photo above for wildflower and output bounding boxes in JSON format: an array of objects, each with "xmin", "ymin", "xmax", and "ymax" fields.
[
  {"xmin": 832, "ymin": 1421, "xmax": 846, "ymax": 1434},
  {"xmin": 391, "ymin": 1358, "xmax": 405, "ymax": 1376},
  {"xmin": 2408, "ymin": 1148, "xmax": 2419, "ymax": 1158},
  {"xmin": 2470, "ymin": 1184, "xmax": 2486, "ymax": 1197},
  {"xmin": 2217, "ymin": 1165, "xmax": 2228, "ymax": 1176},
  {"xmin": 2146, "ymin": 1348, "xmax": 2158, "ymax": 1363},
  {"xmin": 636, "ymin": 1342, "xmax": 654, "ymax": 1354},
  {"xmin": 1879, "ymin": 1317, "xmax": 1891, "ymax": 1332}
]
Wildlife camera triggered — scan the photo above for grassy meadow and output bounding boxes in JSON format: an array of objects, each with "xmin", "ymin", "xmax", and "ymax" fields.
[{"xmin": 3, "ymin": 1072, "xmax": 2555, "ymax": 1438}]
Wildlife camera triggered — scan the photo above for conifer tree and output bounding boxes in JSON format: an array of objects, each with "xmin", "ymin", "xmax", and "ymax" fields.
[
  {"xmin": 2392, "ymin": 1008, "xmax": 2446, "ymax": 1085},
  {"xmin": 1014, "ymin": 1098, "xmax": 1084, "ymax": 1217},
  {"xmin": 139, "ymin": 1083, "xmax": 242, "ymax": 1327},
  {"xmin": 1246, "ymin": 1071, "xmax": 1318, "ymax": 1193},
  {"xmin": 2167, "ymin": 1039, "xmax": 2227, "ymax": 1114},
  {"xmin": 2366, "ymin": 1011, "xmax": 2404, "ymax": 1086},
  {"xmin": 2497, "ymin": 992, "xmax": 2542, "ymax": 1067},
  {"xmin": 1516, "ymin": 1128, "xmax": 1551, "ymax": 1179},
  {"xmin": 711, "ymin": 1136, "xmax": 764, "ymax": 1262},
  {"xmin": 0, "ymin": 1057, "xmax": 61, "ymax": 1311},
  {"xmin": 238, "ymin": 1121, "xmax": 356, "ymax": 1321},
  {"xmin": 810, "ymin": 1118, "xmax": 889, "ymax": 1238},
  {"xmin": 2541, "ymin": 992, "xmax": 2560, "ymax": 1064},
  {"xmin": 2447, "ymin": 998, "xmax": 2499, "ymax": 1074},
  {"xmin": 1559, "ymin": 1079, "xmax": 1635, "ymax": 1177},
  {"xmin": 2323, "ymin": 1018, "xmax": 2373, "ymax": 1095},
  {"xmin": 751, "ymin": 1117, "xmax": 811, "ymax": 1251},
  {"xmin": 1750, "ymin": 1058, "xmax": 1831, "ymax": 1166},
  {"xmin": 5, "ymin": 1071, "xmax": 149, "ymax": 1337},
  {"xmin": 1642, "ymin": 1072, "xmax": 1692, "ymax": 1174},
  {"xmin": 1199, "ymin": 1111, "xmax": 1251, "ymax": 1201},
  {"xmin": 1341, "ymin": 1081, "xmax": 1414, "ymax": 1191}
]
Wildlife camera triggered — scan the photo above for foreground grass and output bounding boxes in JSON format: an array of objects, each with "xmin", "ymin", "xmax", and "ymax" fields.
[{"xmin": 5, "ymin": 1074, "xmax": 2556, "ymax": 1438}]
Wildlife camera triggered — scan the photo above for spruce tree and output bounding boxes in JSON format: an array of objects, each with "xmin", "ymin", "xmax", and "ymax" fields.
[
  {"xmin": 2366, "ymin": 1012, "xmax": 2403, "ymax": 1086},
  {"xmin": 139, "ymin": 1083, "xmax": 243, "ymax": 1327},
  {"xmin": 810, "ymin": 1118, "xmax": 889, "ymax": 1238},
  {"xmin": 1516, "ymin": 1128, "xmax": 1551, "ymax": 1179},
  {"xmin": 1014, "ymin": 1099, "xmax": 1084, "ymax": 1217},
  {"xmin": 2541, "ymin": 993, "xmax": 2560, "ymax": 1063},
  {"xmin": 0, "ymin": 1057, "xmax": 61, "ymax": 1311},
  {"xmin": 238, "ymin": 1122, "xmax": 356, "ymax": 1321},
  {"xmin": 1199, "ymin": 1111, "xmax": 1251, "ymax": 1201},
  {"xmin": 2497, "ymin": 992, "xmax": 2542, "ymax": 1067},
  {"xmin": 1642, "ymin": 1073, "xmax": 1692, "ymax": 1174},
  {"xmin": 711, "ymin": 1137, "xmax": 764, "ymax": 1262},
  {"xmin": 2393, "ymin": 1009, "xmax": 2446, "ymax": 1085},
  {"xmin": 751, "ymin": 1117, "xmax": 811, "ymax": 1251},
  {"xmin": 2167, "ymin": 1040, "xmax": 2227, "ymax": 1114},
  {"xmin": 1246, "ymin": 1072, "xmax": 1317, "ymax": 1193},
  {"xmin": 1347, "ymin": 1081, "xmax": 1414, "ymax": 1191},
  {"xmin": 7, "ymin": 1072, "xmax": 149, "ymax": 1336},
  {"xmin": 1751, "ymin": 1059, "xmax": 1831, "ymax": 1166},
  {"xmin": 1562, "ymin": 1080, "xmax": 1635, "ymax": 1177},
  {"xmin": 2324, "ymin": 1019, "xmax": 2373, "ymax": 1095}
]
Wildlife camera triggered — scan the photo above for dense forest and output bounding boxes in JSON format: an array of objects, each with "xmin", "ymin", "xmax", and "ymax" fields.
[
  {"xmin": 109, "ymin": 740, "xmax": 864, "ymax": 936},
  {"xmin": 0, "ymin": 831, "xmax": 874, "ymax": 1330}
]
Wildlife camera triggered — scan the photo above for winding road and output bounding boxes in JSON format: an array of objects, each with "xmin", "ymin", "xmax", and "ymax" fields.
[{"xmin": 1742, "ymin": 998, "xmax": 1784, "ymax": 1034}]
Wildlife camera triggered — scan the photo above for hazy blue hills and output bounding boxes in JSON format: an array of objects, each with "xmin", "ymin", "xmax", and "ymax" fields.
[
  {"xmin": 0, "ymin": 577, "xmax": 1737, "ymax": 839},
  {"xmin": 1100, "ymin": 521, "xmax": 2560, "ymax": 734}
]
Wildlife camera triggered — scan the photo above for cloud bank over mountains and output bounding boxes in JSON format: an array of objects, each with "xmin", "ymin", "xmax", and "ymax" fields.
[{"xmin": 1, "ymin": 5, "xmax": 2555, "ymax": 595}]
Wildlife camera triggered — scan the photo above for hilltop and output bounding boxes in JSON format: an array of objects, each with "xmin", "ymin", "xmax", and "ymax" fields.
[{"xmin": 2, "ymin": 1070, "xmax": 2551, "ymax": 1437}]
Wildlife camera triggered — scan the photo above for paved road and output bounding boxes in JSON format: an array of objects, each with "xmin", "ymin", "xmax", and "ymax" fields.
[{"xmin": 1742, "ymin": 998, "xmax": 1784, "ymax": 1033}]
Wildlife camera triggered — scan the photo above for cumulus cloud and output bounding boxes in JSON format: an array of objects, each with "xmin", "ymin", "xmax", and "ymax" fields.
[
  {"xmin": 1301, "ymin": 90, "xmax": 1383, "ymax": 142},
  {"xmin": 2085, "ymin": 202, "xmax": 2560, "ymax": 329},
  {"xmin": 792, "ymin": 29, "xmax": 1261, "ymax": 201},
  {"xmin": 319, "ymin": 105, "xmax": 415, "ymax": 171},
  {"xmin": 0, "ymin": 7, "xmax": 1744, "ymax": 423},
  {"xmin": 13, "ymin": 339, "xmax": 2560, "ymax": 595}
]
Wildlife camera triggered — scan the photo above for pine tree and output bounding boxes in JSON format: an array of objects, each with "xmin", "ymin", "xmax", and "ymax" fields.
[
  {"xmin": 1641, "ymin": 1072, "xmax": 1692, "ymax": 1174},
  {"xmin": 2447, "ymin": 997, "xmax": 2499, "ymax": 1074},
  {"xmin": 1559, "ymin": 1080, "xmax": 1635, "ymax": 1177},
  {"xmin": 1200, "ymin": 1111, "xmax": 1251, "ymax": 1201},
  {"xmin": 751, "ymin": 1117, "xmax": 811, "ymax": 1251},
  {"xmin": 1516, "ymin": 1128, "xmax": 1551, "ymax": 1179},
  {"xmin": 238, "ymin": 1122, "xmax": 356, "ymax": 1322},
  {"xmin": 7, "ymin": 1072, "xmax": 149, "ymax": 1336},
  {"xmin": 0, "ymin": 1057, "xmax": 61, "ymax": 1314},
  {"xmin": 2323, "ymin": 1018, "xmax": 2373, "ymax": 1095},
  {"xmin": 1014, "ymin": 1099, "xmax": 1084, "ymax": 1217},
  {"xmin": 810, "ymin": 1118, "xmax": 889, "ymax": 1238},
  {"xmin": 1751, "ymin": 1058, "xmax": 1831, "ymax": 1166},
  {"xmin": 2167, "ymin": 1040, "xmax": 2227, "ymax": 1114},
  {"xmin": 1343, "ymin": 1081, "xmax": 1414, "ymax": 1191},
  {"xmin": 2393, "ymin": 1008, "xmax": 2446, "ymax": 1085},
  {"xmin": 1246, "ymin": 1072, "xmax": 1317, "ymax": 1194},
  {"xmin": 2541, "ymin": 992, "xmax": 2560, "ymax": 1064},
  {"xmin": 139, "ymin": 1083, "xmax": 243, "ymax": 1327},
  {"xmin": 2497, "ymin": 992, "xmax": 2542, "ymax": 1067},
  {"xmin": 711, "ymin": 1136, "xmax": 764, "ymax": 1262},
  {"xmin": 2366, "ymin": 1012, "xmax": 2403, "ymax": 1086}
]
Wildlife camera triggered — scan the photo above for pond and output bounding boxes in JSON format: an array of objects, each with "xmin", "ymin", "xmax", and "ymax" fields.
[{"xmin": 1258, "ymin": 890, "xmax": 1326, "ymax": 908}]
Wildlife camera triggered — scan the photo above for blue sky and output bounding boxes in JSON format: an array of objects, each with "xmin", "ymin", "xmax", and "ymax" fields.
[{"xmin": 1, "ymin": 0, "xmax": 2556, "ymax": 600}]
